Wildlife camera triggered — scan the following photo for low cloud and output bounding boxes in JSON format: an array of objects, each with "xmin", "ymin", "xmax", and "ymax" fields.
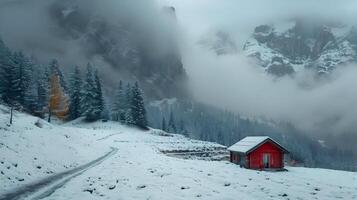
[
  {"xmin": 184, "ymin": 45, "xmax": 357, "ymax": 135},
  {"xmin": 166, "ymin": 0, "xmax": 357, "ymax": 136},
  {"xmin": 1, "ymin": 0, "xmax": 357, "ymax": 138},
  {"xmin": 0, "ymin": 0, "xmax": 176, "ymax": 71},
  {"xmin": 168, "ymin": 0, "xmax": 357, "ymax": 45}
]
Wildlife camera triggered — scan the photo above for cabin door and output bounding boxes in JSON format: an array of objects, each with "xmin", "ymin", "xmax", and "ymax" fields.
[{"xmin": 263, "ymin": 153, "xmax": 270, "ymax": 168}]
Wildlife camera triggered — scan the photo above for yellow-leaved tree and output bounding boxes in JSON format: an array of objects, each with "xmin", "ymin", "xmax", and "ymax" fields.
[{"xmin": 49, "ymin": 74, "xmax": 69, "ymax": 121}]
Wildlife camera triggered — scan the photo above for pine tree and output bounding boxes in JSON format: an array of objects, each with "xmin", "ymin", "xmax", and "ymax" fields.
[
  {"xmin": 93, "ymin": 69, "xmax": 104, "ymax": 119},
  {"xmin": 49, "ymin": 73, "xmax": 69, "ymax": 121},
  {"xmin": 36, "ymin": 66, "xmax": 49, "ymax": 118},
  {"xmin": 0, "ymin": 45, "xmax": 8, "ymax": 101},
  {"xmin": 217, "ymin": 131, "xmax": 225, "ymax": 145},
  {"xmin": 112, "ymin": 82, "xmax": 120, "ymax": 121},
  {"xmin": 162, "ymin": 117, "xmax": 167, "ymax": 132},
  {"xmin": 168, "ymin": 110, "xmax": 176, "ymax": 133},
  {"xmin": 0, "ymin": 39, "xmax": 18, "ymax": 104},
  {"xmin": 24, "ymin": 68, "xmax": 38, "ymax": 114},
  {"xmin": 113, "ymin": 80, "xmax": 127, "ymax": 122},
  {"xmin": 124, "ymin": 108, "xmax": 134, "ymax": 125},
  {"xmin": 24, "ymin": 82, "xmax": 38, "ymax": 114},
  {"xmin": 81, "ymin": 63, "xmax": 96, "ymax": 121},
  {"xmin": 124, "ymin": 83, "xmax": 132, "ymax": 124},
  {"xmin": 130, "ymin": 82, "xmax": 148, "ymax": 129},
  {"xmin": 12, "ymin": 51, "xmax": 32, "ymax": 107},
  {"xmin": 69, "ymin": 66, "xmax": 82, "ymax": 120},
  {"xmin": 179, "ymin": 119, "xmax": 189, "ymax": 137}
]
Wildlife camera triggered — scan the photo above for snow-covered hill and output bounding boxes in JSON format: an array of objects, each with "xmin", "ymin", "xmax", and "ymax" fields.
[
  {"xmin": 1, "ymin": 106, "xmax": 357, "ymax": 200},
  {"xmin": 243, "ymin": 20, "xmax": 357, "ymax": 76}
]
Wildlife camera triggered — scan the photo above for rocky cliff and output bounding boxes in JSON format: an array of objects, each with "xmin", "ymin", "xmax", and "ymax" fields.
[{"xmin": 243, "ymin": 20, "xmax": 357, "ymax": 76}]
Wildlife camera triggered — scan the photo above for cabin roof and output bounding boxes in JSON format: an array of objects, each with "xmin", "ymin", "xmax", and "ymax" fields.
[{"xmin": 227, "ymin": 136, "xmax": 289, "ymax": 154}]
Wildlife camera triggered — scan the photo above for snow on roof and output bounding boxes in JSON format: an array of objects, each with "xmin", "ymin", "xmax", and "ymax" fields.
[{"xmin": 227, "ymin": 136, "xmax": 287, "ymax": 154}]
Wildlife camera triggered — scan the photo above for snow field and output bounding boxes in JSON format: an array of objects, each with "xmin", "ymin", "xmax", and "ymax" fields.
[{"xmin": 1, "ymin": 106, "xmax": 357, "ymax": 200}]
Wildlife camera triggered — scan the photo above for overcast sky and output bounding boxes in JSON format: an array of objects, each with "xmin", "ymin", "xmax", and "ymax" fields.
[{"xmin": 163, "ymin": 0, "xmax": 357, "ymax": 45}]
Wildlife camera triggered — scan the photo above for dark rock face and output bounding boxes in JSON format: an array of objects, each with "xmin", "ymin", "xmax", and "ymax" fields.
[
  {"xmin": 244, "ymin": 20, "xmax": 357, "ymax": 76},
  {"xmin": 267, "ymin": 62, "xmax": 295, "ymax": 77},
  {"xmin": 49, "ymin": 1, "xmax": 188, "ymax": 100},
  {"xmin": 311, "ymin": 26, "xmax": 336, "ymax": 59},
  {"xmin": 346, "ymin": 27, "xmax": 357, "ymax": 47},
  {"xmin": 267, "ymin": 57, "xmax": 294, "ymax": 77}
]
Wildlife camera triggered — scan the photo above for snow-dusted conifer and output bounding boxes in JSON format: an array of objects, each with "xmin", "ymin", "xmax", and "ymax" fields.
[
  {"xmin": 162, "ymin": 117, "xmax": 167, "ymax": 132},
  {"xmin": 24, "ymin": 77, "xmax": 38, "ymax": 114},
  {"xmin": 130, "ymin": 82, "xmax": 148, "ymax": 129},
  {"xmin": 0, "ymin": 38, "xmax": 16, "ymax": 104},
  {"xmin": 12, "ymin": 51, "xmax": 32, "ymax": 106},
  {"xmin": 36, "ymin": 66, "xmax": 49, "ymax": 118},
  {"xmin": 123, "ymin": 83, "xmax": 132, "ymax": 123},
  {"xmin": 217, "ymin": 131, "xmax": 225, "ymax": 145},
  {"xmin": 93, "ymin": 69, "xmax": 104, "ymax": 119},
  {"xmin": 81, "ymin": 63, "xmax": 96, "ymax": 121},
  {"xmin": 113, "ymin": 80, "xmax": 127, "ymax": 122},
  {"xmin": 179, "ymin": 119, "xmax": 189, "ymax": 137},
  {"xmin": 124, "ymin": 109, "xmax": 134, "ymax": 125},
  {"xmin": 168, "ymin": 110, "xmax": 176, "ymax": 133},
  {"xmin": 69, "ymin": 66, "xmax": 82, "ymax": 120}
]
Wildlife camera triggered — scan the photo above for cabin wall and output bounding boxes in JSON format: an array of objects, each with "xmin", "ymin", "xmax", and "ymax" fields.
[
  {"xmin": 230, "ymin": 152, "xmax": 247, "ymax": 167},
  {"xmin": 230, "ymin": 152, "xmax": 240, "ymax": 164},
  {"xmin": 248, "ymin": 142, "xmax": 284, "ymax": 169}
]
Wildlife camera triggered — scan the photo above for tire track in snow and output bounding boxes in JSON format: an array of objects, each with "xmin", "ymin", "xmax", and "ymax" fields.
[
  {"xmin": 0, "ymin": 147, "xmax": 118, "ymax": 200},
  {"xmin": 96, "ymin": 132, "xmax": 122, "ymax": 141}
]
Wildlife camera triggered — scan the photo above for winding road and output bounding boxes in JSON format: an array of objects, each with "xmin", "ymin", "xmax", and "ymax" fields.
[{"xmin": 0, "ymin": 147, "xmax": 118, "ymax": 200}]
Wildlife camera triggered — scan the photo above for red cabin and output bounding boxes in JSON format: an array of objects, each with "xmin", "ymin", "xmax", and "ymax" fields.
[{"xmin": 228, "ymin": 136, "xmax": 289, "ymax": 170}]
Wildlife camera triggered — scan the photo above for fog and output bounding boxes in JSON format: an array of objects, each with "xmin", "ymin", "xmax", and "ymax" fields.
[
  {"xmin": 1, "ymin": 0, "xmax": 357, "ymax": 138},
  {"xmin": 166, "ymin": 0, "xmax": 357, "ymax": 44},
  {"xmin": 0, "ymin": 0, "xmax": 183, "ymax": 100},
  {"xmin": 0, "ymin": 0, "xmax": 176, "ymax": 71},
  {"xmin": 163, "ymin": 0, "xmax": 357, "ymax": 136},
  {"xmin": 183, "ymin": 45, "xmax": 357, "ymax": 135}
]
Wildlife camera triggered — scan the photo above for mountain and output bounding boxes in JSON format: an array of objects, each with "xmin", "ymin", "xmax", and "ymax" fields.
[
  {"xmin": 243, "ymin": 20, "xmax": 357, "ymax": 76},
  {"xmin": 51, "ymin": 2, "xmax": 188, "ymax": 99},
  {"xmin": 0, "ymin": 1, "xmax": 188, "ymax": 100}
]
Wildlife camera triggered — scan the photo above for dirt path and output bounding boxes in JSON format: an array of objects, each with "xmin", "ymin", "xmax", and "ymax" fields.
[{"xmin": 0, "ymin": 147, "xmax": 118, "ymax": 200}]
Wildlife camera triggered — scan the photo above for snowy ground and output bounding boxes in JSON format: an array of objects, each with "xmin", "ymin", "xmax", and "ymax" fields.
[{"xmin": 1, "ymin": 106, "xmax": 357, "ymax": 200}]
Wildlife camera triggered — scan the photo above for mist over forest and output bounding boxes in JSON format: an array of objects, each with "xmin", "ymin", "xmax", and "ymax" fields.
[
  {"xmin": 169, "ymin": 0, "xmax": 357, "ymax": 153},
  {"xmin": 1, "ymin": 0, "xmax": 357, "ymax": 170}
]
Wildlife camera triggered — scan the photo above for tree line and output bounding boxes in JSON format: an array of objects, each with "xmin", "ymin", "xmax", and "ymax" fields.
[
  {"xmin": 0, "ymin": 38, "xmax": 148, "ymax": 129},
  {"xmin": 161, "ymin": 110, "xmax": 188, "ymax": 137}
]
